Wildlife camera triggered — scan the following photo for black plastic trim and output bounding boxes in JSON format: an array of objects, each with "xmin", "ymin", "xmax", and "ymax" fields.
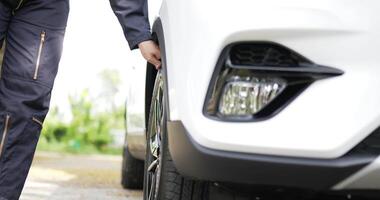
[
  {"xmin": 227, "ymin": 61, "xmax": 344, "ymax": 78},
  {"xmin": 203, "ymin": 42, "xmax": 344, "ymax": 122},
  {"xmin": 351, "ymin": 126, "xmax": 380, "ymax": 155},
  {"xmin": 167, "ymin": 120, "xmax": 375, "ymax": 190}
]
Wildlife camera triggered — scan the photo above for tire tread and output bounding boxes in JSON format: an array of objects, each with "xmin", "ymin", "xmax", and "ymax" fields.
[
  {"xmin": 121, "ymin": 147, "xmax": 144, "ymax": 189},
  {"xmin": 158, "ymin": 133, "xmax": 209, "ymax": 200}
]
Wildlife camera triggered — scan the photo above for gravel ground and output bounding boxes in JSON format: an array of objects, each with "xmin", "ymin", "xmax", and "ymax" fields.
[{"xmin": 20, "ymin": 152, "xmax": 143, "ymax": 200}]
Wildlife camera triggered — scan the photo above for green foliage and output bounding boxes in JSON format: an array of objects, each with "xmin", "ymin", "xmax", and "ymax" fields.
[{"xmin": 38, "ymin": 89, "xmax": 124, "ymax": 154}]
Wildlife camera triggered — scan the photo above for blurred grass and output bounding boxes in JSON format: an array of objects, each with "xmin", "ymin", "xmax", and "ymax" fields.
[{"xmin": 37, "ymin": 89, "xmax": 125, "ymax": 155}]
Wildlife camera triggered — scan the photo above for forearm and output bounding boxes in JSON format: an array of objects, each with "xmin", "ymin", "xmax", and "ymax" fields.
[{"xmin": 109, "ymin": 0, "xmax": 152, "ymax": 50}]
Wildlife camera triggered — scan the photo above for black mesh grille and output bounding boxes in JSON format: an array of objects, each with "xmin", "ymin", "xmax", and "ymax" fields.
[
  {"xmin": 230, "ymin": 43, "xmax": 309, "ymax": 67},
  {"xmin": 351, "ymin": 127, "xmax": 380, "ymax": 155}
]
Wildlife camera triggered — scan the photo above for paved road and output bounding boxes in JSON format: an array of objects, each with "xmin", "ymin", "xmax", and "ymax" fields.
[{"xmin": 21, "ymin": 152, "xmax": 143, "ymax": 200}]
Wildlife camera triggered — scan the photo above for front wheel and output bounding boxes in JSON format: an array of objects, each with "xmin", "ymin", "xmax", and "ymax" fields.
[{"xmin": 143, "ymin": 72, "xmax": 209, "ymax": 200}]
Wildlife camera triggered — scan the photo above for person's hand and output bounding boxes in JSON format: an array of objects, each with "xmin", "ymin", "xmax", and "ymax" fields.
[{"xmin": 138, "ymin": 40, "xmax": 161, "ymax": 69}]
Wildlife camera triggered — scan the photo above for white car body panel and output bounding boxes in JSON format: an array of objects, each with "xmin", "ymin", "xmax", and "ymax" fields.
[
  {"xmin": 160, "ymin": 0, "xmax": 380, "ymax": 159},
  {"xmin": 126, "ymin": 0, "xmax": 380, "ymax": 190}
]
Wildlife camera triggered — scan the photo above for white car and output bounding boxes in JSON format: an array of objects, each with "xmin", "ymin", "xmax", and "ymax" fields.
[{"xmin": 121, "ymin": 0, "xmax": 380, "ymax": 199}]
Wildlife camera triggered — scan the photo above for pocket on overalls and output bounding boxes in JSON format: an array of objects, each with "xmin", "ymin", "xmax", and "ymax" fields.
[
  {"xmin": 11, "ymin": 115, "xmax": 43, "ymax": 157},
  {"xmin": 26, "ymin": 116, "xmax": 43, "ymax": 149},
  {"xmin": 0, "ymin": 114, "xmax": 42, "ymax": 164},
  {"xmin": 31, "ymin": 28, "xmax": 65, "ymax": 87},
  {"xmin": 0, "ymin": 115, "xmax": 42, "ymax": 194},
  {"xmin": 2, "ymin": 21, "xmax": 65, "ymax": 89},
  {"xmin": 33, "ymin": 30, "xmax": 46, "ymax": 80},
  {"xmin": 23, "ymin": 115, "xmax": 43, "ymax": 157}
]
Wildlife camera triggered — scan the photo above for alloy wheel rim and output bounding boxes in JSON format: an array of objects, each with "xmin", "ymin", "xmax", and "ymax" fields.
[{"xmin": 146, "ymin": 74, "xmax": 164, "ymax": 200}]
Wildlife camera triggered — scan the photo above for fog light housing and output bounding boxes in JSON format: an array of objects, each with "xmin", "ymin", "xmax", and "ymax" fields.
[
  {"xmin": 219, "ymin": 76, "xmax": 286, "ymax": 116},
  {"xmin": 203, "ymin": 42, "xmax": 344, "ymax": 122}
]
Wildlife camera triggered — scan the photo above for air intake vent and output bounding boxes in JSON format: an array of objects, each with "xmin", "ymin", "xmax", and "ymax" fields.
[
  {"xmin": 230, "ymin": 43, "xmax": 309, "ymax": 67},
  {"xmin": 352, "ymin": 127, "xmax": 380, "ymax": 155}
]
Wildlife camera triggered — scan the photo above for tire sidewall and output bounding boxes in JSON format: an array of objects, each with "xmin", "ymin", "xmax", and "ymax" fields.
[{"xmin": 143, "ymin": 73, "xmax": 165, "ymax": 200}]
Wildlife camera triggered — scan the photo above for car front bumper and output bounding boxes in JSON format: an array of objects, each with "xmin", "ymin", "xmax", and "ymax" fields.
[
  {"xmin": 167, "ymin": 120, "xmax": 378, "ymax": 190},
  {"xmin": 162, "ymin": 0, "xmax": 380, "ymax": 160}
]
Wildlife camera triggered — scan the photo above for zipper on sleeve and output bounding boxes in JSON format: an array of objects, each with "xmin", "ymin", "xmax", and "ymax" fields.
[
  {"xmin": 0, "ymin": 115, "xmax": 10, "ymax": 159},
  {"xmin": 33, "ymin": 31, "xmax": 46, "ymax": 80}
]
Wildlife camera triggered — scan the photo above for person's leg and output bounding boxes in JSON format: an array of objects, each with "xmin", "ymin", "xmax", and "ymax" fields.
[
  {"xmin": 0, "ymin": 6, "xmax": 12, "ymax": 200},
  {"xmin": 0, "ymin": 0, "xmax": 69, "ymax": 199}
]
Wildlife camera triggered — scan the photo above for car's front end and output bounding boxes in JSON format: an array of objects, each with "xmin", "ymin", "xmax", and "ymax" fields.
[{"xmin": 159, "ymin": 0, "xmax": 380, "ymax": 194}]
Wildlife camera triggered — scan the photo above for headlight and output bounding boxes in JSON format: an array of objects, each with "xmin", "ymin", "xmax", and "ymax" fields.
[{"xmin": 204, "ymin": 42, "xmax": 344, "ymax": 122}]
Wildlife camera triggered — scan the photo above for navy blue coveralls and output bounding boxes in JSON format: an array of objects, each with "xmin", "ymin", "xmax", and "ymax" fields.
[
  {"xmin": 0, "ymin": 0, "xmax": 150, "ymax": 199},
  {"xmin": 0, "ymin": 0, "xmax": 69, "ymax": 199},
  {"xmin": 109, "ymin": 0, "xmax": 152, "ymax": 50}
]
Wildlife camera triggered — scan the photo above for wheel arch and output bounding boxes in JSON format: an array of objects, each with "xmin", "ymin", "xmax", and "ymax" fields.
[{"xmin": 145, "ymin": 18, "xmax": 170, "ymax": 131}]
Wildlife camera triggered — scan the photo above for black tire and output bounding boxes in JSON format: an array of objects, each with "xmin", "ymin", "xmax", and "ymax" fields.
[
  {"xmin": 143, "ymin": 72, "xmax": 210, "ymax": 200},
  {"xmin": 121, "ymin": 145, "xmax": 144, "ymax": 189},
  {"xmin": 156, "ymin": 132, "xmax": 209, "ymax": 200}
]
